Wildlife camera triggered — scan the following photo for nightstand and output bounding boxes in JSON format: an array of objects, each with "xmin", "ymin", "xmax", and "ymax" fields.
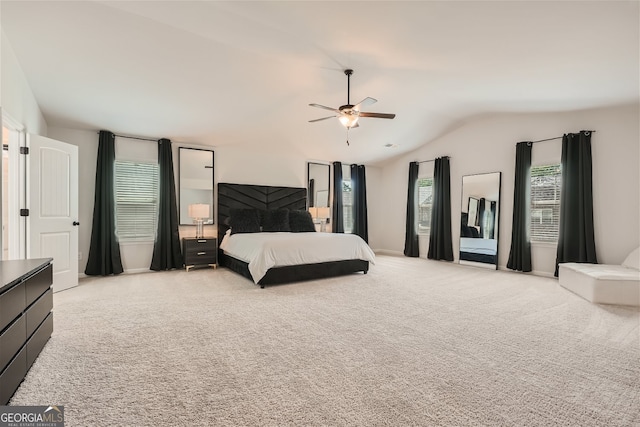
[{"xmin": 182, "ymin": 238, "xmax": 217, "ymax": 271}]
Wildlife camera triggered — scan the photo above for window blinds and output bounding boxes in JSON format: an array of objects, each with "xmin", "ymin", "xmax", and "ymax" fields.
[
  {"xmin": 530, "ymin": 164, "xmax": 561, "ymax": 242},
  {"xmin": 114, "ymin": 160, "xmax": 159, "ymax": 241}
]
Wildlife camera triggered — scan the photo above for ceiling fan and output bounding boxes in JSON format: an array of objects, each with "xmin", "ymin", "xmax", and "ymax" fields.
[{"xmin": 309, "ymin": 69, "xmax": 396, "ymax": 131}]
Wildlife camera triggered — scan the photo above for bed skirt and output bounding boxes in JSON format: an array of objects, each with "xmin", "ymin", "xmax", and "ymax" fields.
[
  {"xmin": 219, "ymin": 252, "xmax": 369, "ymax": 288},
  {"xmin": 460, "ymin": 251, "xmax": 497, "ymax": 265}
]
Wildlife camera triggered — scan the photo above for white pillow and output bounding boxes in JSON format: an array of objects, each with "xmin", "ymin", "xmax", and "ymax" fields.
[{"xmin": 622, "ymin": 247, "xmax": 640, "ymax": 270}]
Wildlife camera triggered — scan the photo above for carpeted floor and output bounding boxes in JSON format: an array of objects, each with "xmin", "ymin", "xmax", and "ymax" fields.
[{"xmin": 9, "ymin": 255, "xmax": 640, "ymax": 426}]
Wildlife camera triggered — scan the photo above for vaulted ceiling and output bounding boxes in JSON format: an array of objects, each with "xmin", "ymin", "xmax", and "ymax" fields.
[{"xmin": 1, "ymin": 1, "xmax": 638, "ymax": 164}]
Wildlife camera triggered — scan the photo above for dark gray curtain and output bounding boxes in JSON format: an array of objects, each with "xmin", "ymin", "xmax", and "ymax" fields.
[
  {"xmin": 404, "ymin": 161, "xmax": 419, "ymax": 257},
  {"xmin": 308, "ymin": 179, "xmax": 315, "ymax": 207},
  {"xmin": 85, "ymin": 131, "xmax": 123, "ymax": 276},
  {"xmin": 332, "ymin": 162, "xmax": 344, "ymax": 233},
  {"xmin": 350, "ymin": 164, "xmax": 368, "ymax": 242},
  {"xmin": 507, "ymin": 142, "xmax": 532, "ymax": 272},
  {"xmin": 488, "ymin": 201, "xmax": 497, "ymax": 239},
  {"xmin": 151, "ymin": 139, "xmax": 183, "ymax": 270},
  {"xmin": 428, "ymin": 157, "xmax": 453, "ymax": 261},
  {"xmin": 555, "ymin": 131, "xmax": 597, "ymax": 276},
  {"xmin": 478, "ymin": 198, "xmax": 486, "ymax": 236}
]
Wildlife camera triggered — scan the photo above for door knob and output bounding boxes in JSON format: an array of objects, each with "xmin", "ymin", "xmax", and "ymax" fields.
[{"xmin": 72, "ymin": 221, "xmax": 80, "ymax": 226}]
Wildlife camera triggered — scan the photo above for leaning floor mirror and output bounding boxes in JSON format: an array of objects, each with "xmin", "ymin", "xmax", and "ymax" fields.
[
  {"xmin": 459, "ymin": 172, "xmax": 501, "ymax": 269},
  {"xmin": 307, "ymin": 162, "xmax": 330, "ymax": 231},
  {"xmin": 179, "ymin": 148, "xmax": 214, "ymax": 236}
]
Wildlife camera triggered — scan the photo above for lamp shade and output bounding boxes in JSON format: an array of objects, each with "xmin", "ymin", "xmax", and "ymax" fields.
[
  {"xmin": 317, "ymin": 207, "xmax": 330, "ymax": 219},
  {"xmin": 308, "ymin": 207, "xmax": 318, "ymax": 219},
  {"xmin": 188, "ymin": 203, "xmax": 210, "ymax": 219}
]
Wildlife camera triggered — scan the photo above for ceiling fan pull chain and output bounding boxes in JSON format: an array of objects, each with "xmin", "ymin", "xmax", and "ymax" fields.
[{"xmin": 346, "ymin": 129, "xmax": 350, "ymax": 146}]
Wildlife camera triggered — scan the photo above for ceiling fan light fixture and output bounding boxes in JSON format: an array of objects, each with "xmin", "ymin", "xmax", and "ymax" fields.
[{"xmin": 338, "ymin": 114, "xmax": 359, "ymax": 128}]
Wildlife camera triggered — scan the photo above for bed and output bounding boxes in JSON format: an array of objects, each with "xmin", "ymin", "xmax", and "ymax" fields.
[
  {"xmin": 217, "ymin": 183, "xmax": 374, "ymax": 288},
  {"xmin": 459, "ymin": 237, "xmax": 498, "ymax": 265}
]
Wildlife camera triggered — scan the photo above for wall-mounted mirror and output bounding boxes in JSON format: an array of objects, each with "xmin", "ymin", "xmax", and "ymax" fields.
[
  {"xmin": 459, "ymin": 172, "xmax": 501, "ymax": 269},
  {"xmin": 179, "ymin": 148, "xmax": 214, "ymax": 225},
  {"xmin": 307, "ymin": 162, "xmax": 330, "ymax": 208}
]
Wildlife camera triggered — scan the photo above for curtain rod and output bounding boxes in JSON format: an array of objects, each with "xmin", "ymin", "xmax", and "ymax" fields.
[
  {"xmin": 527, "ymin": 130, "xmax": 596, "ymax": 145},
  {"xmin": 96, "ymin": 131, "xmax": 157, "ymax": 142},
  {"xmin": 418, "ymin": 155, "xmax": 450, "ymax": 164}
]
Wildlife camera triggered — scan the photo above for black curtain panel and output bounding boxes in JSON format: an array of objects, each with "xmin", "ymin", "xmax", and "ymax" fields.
[
  {"xmin": 332, "ymin": 161, "xmax": 344, "ymax": 233},
  {"xmin": 404, "ymin": 161, "xmax": 419, "ymax": 257},
  {"xmin": 507, "ymin": 142, "xmax": 532, "ymax": 272},
  {"xmin": 308, "ymin": 178, "xmax": 315, "ymax": 207},
  {"xmin": 478, "ymin": 198, "xmax": 486, "ymax": 237},
  {"xmin": 489, "ymin": 201, "xmax": 497, "ymax": 239},
  {"xmin": 151, "ymin": 139, "xmax": 183, "ymax": 271},
  {"xmin": 350, "ymin": 164, "xmax": 369, "ymax": 242},
  {"xmin": 428, "ymin": 157, "xmax": 453, "ymax": 261},
  {"xmin": 85, "ymin": 131, "xmax": 123, "ymax": 276},
  {"xmin": 555, "ymin": 131, "xmax": 598, "ymax": 276}
]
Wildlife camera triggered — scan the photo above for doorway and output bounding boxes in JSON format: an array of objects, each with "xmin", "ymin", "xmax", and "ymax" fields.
[{"xmin": 1, "ymin": 115, "xmax": 26, "ymax": 260}]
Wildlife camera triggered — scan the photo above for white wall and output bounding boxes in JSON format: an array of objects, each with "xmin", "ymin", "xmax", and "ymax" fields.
[
  {"xmin": 376, "ymin": 104, "xmax": 640, "ymax": 276},
  {"xmin": 1, "ymin": 31, "xmax": 47, "ymax": 135}
]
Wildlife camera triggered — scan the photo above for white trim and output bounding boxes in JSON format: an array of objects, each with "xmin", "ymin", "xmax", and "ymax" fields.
[{"xmin": 374, "ymin": 249, "xmax": 404, "ymax": 257}]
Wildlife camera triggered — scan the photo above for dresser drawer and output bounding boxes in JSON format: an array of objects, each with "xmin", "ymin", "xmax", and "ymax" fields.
[
  {"xmin": 0, "ymin": 314, "xmax": 26, "ymax": 372},
  {"xmin": 0, "ymin": 282, "xmax": 26, "ymax": 332},
  {"xmin": 25, "ymin": 264, "xmax": 53, "ymax": 306},
  {"xmin": 27, "ymin": 312, "xmax": 53, "ymax": 371},
  {"xmin": 0, "ymin": 346, "xmax": 27, "ymax": 405},
  {"xmin": 26, "ymin": 288, "xmax": 53, "ymax": 339}
]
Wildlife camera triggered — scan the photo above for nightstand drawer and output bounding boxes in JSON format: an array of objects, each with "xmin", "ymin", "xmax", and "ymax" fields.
[
  {"xmin": 185, "ymin": 251, "xmax": 216, "ymax": 262},
  {"xmin": 184, "ymin": 239, "xmax": 216, "ymax": 251}
]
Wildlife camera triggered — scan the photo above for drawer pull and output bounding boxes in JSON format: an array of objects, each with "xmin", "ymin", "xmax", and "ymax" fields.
[
  {"xmin": 197, "ymin": 240, "xmax": 207, "ymax": 243},
  {"xmin": 197, "ymin": 252, "xmax": 206, "ymax": 255}
]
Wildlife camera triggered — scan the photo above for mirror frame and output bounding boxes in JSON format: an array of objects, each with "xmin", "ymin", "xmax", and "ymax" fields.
[
  {"xmin": 459, "ymin": 172, "xmax": 501, "ymax": 270},
  {"xmin": 307, "ymin": 162, "xmax": 331, "ymax": 208},
  {"xmin": 179, "ymin": 147, "xmax": 214, "ymax": 226}
]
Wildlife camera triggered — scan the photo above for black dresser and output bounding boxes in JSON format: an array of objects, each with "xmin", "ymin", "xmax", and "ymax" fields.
[
  {"xmin": 183, "ymin": 238, "xmax": 217, "ymax": 271},
  {"xmin": 0, "ymin": 258, "xmax": 53, "ymax": 404}
]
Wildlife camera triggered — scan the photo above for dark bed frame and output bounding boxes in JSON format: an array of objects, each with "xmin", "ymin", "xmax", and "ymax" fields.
[{"xmin": 217, "ymin": 183, "xmax": 369, "ymax": 288}]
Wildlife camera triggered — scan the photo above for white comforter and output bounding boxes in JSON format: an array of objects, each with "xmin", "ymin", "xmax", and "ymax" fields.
[{"xmin": 220, "ymin": 232, "xmax": 376, "ymax": 283}]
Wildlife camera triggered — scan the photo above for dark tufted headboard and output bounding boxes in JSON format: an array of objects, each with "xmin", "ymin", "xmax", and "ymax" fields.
[{"xmin": 217, "ymin": 183, "xmax": 307, "ymax": 244}]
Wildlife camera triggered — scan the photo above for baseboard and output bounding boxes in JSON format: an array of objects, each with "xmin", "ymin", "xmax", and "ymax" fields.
[
  {"xmin": 79, "ymin": 268, "xmax": 157, "ymax": 278},
  {"xmin": 374, "ymin": 249, "xmax": 404, "ymax": 257},
  {"xmin": 532, "ymin": 269, "xmax": 556, "ymax": 278}
]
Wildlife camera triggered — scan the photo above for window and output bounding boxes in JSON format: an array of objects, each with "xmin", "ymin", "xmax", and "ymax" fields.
[
  {"xmin": 530, "ymin": 164, "xmax": 561, "ymax": 242},
  {"xmin": 416, "ymin": 177, "xmax": 433, "ymax": 235},
  {"xmin": 342, "ymin": 179, "xmax": 353, "ymax": 234},
  {"xmin": 114, "ymin": 160, "xmax": 159, "ymax": 241}
]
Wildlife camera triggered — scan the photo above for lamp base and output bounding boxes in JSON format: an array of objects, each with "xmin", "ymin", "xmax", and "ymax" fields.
[{"xmin": 195, "ymin": 219, "xmax": 204, "ymax": 238}]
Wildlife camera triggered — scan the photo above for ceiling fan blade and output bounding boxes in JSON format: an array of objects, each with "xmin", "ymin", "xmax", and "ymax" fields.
[
  {"xmin": 309, "ymin": 116, "xmax": 336, "ymax": 123},
  {"xmin": 352, "ymin": 97, "xmax": 377, "ymax": 111},
  {"xmin": 309, "ymin": 103, "xmax": 340, "ymax": 113},
  {"xmin": 351, "ymin": 122, "xmax": 360, "ymax": 128},
  {"xmin": 359, "ymin": 112, "xmax": 396, "ymax": 119}
]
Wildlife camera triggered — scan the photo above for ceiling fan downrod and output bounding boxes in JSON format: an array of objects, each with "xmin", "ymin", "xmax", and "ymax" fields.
[{"xmin": 345, "ymin": 69, "xmax": 353, "ymax": 106}]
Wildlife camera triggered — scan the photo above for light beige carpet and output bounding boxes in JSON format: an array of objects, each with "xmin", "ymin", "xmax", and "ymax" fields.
[{"xmin": 10, "ymin": 256, "xmax": 640, "ymax": 426}]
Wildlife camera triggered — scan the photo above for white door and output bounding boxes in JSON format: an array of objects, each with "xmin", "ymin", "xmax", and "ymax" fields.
[{"xmin": 27, "ymin": 134, "xmax": 79, "ymax": 292}]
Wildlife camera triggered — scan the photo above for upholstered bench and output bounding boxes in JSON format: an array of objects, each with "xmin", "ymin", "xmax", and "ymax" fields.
[{"xmin": 558, "ymin": 247, "xmax": 640, "ymax": 306}]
